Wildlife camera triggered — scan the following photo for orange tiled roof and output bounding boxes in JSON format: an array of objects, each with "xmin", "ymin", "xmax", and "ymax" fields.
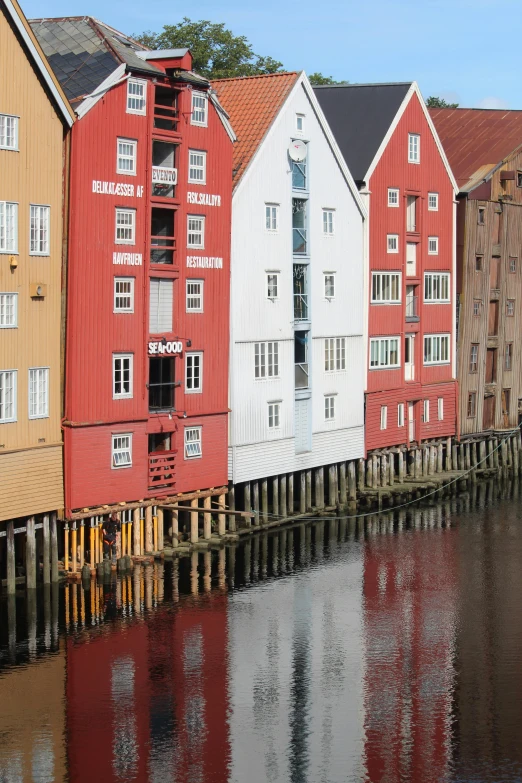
[{"xmin": 212, "ymin": 72, "xmax": 300, "ymax": 184}]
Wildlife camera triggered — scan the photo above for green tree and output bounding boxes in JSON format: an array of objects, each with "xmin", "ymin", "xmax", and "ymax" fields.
[
  {"xmin": 132, "ymin": 18, "xmax": 283, "ymax": 80},
  {"xmin": 308, "ymin": 72, "xmax": 347, "ymax": 85},
  {"xmin": 426, "ymin": 96, "xmax": 459, "ymax": 109}
]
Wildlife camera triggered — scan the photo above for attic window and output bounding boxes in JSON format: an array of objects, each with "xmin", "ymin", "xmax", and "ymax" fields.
[
  {"xmin": 127, "ymin": 78, "xmax": 147, "ymax": 115},
  {"xmin": 296, "ymin": 114, "xmax": 305, "ymax": 133},
  {"xmin": 191, "ymin": 91, "xmax": 208, "ymax": 127},
  {"xmin": 517, "ymin": 171, "xmax": 522, "ymax": 188}
]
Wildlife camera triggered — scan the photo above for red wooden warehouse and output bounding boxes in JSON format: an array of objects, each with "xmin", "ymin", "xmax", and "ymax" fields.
[
  {"xmin": 31, "ymin": 18, "xmax": 234, "ymax": 514},
  {"xmin": 315, "ymin": 83, "xmax": 458, "ymax": 452}
]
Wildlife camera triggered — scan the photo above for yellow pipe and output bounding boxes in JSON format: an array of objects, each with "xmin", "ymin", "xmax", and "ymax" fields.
[
  {"xmin": 71, "ymin": 526, "xmax": 77, "ymax": 573},
  {"xmin": 80, "ymin": 523, "xmax": 85, "ymax": 568},
  {"xmin": 64, "ymin": 524, "xmax": 69, "ymax": 573},
  {"xmin": 90, "ymin": 526, "xmax": 95, "ymax": 569},
  {"xmin": 153, "ymin": 515, "xmax": 158, "ymax": 553},
  {"xmin": 140, "ymin": 517, "xmax": 144, "ymax": 556},
  {"xmin": 122, "ymin": 523, "xmax": 126, "ymax": 557}
]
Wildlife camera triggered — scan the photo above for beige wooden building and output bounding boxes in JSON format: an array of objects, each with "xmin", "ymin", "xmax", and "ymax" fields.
[{"xmin": 0, "ymin": 0, "xmax": 74, "ymax": 523}]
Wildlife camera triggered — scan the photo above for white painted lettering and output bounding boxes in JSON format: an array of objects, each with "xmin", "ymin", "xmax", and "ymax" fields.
[{"xmin": 186, "ymin": 255, "xmax": 223, "ymax": 269}]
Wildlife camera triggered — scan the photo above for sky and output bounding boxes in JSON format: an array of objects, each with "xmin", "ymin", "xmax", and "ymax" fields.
[{"xmin": 24, "ymin": 0, "xmax": 521, "ymax": 109}]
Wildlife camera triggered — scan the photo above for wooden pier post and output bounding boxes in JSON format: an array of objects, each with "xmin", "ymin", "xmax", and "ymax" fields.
[
  {"xmin": 280, "ymin": 475, "xmax": 287, "ymax": 517},
  {"xmin": 493, "ymin": 438, "xmax": 499, "ymax": 468},
  {"xmin": 71, "ymin": 521, "xmax": 77, "ymax": 574},
  {"xmin": 228, "ymin": 485, "xmax": 236, "ymax": 532},
  {"xmin": 348, "ymin": 461, "xmax": 357, "ymax": 502},
  {"xmin": 153, "ymin": 511, "xmax": 158, "ymax": 552},
  {"xmin": 415, "ymin": 449, "xmax": 422, "ymax": 479},
  {"xmin": 253, "ymin": 481, "xmax": 260, "ymax": 525},
  {"xmin": 203, "ymin": 496, "xmax": 211, "ymax": 540},
  {"xmin": 339, "ymin": 463, "xmax": 347, "ymax": 504},
  {"xmin": 465, "ymin": 443, "xmax": 471, "ymax": 471},
  {"xmin": 398, "ymin": 450, "xmax": 405, "ymax": 482},
  {"xmin": 190, "ymin": 498, "xmax": 199, "ymax": 544},
  {"xmin": 42, "ymin": 514, "xmax": 50, "ymax": 585},
  {"xmin": 272, "ymin": 476, "xmax": 279, "ymax": 517},
  {"xmin": 389, "ymin": 453, "xmax": 395, "ymax": 485},
  {"xmin": 79, "ymin": 520, "xmax": 85, "ymax": 568},
  {"xmin": 261, "ymin": 479, "xmax": 269, "ymax": 523},
  {"xmin": 288, "ymin": 473, "xmax": 294, "ymax": 516},
  {"xmin": 446, "ymin": 437, "xmax": 452, "ymax": 471},
  {"xmin": 64, "ymin": 522, "xmax": 70, "ymax": 572},
  {"xmin": 501, "ymin": 438, "xmax": 508, "ymax": 469},
  {"xmin": 26, "ymin": 516, "xmax": 36, "ymax": 588},
  {"xmin": 471, "ymin": 441, "xmax": 478, "ymax": 482},
  {"xmin": 300, "ymin": 471, "xmax": 306, "ymax": 514},
  {"xmin": 437, "ymin": 443, "xmax": 443, "ymax": 473},
  {"xmin": 306, "ymin": 469, "xmax": 312, "ymax": 510},
  {"xmin": 328, "ymin": 466, "xmax": 336, "ymax": 506},
  {"xmin": 133, "ymin": 508, "xmax": 140, "ymax": 556},
  {"xmin": 408, "ymin": 448, "xmax": 415, "ymax": 477},
  {"xmin": 172, "ymin": 507, "xmax": 180, "ymax": 546},
  {"xmin": 452, "ymin": 443, "xmax": 458, "ymax": 471},
  {"xmin": 479, "ymin": 439, "xmax": 487, "ymax": 467},
  {"xmin": 157, "ymin": 508, "xmax": 164, "ymax": 551},
  {"xmin": 7, "ymin": 521, "xmax": 15, "ymax": 595},
  {"xmin": 244, "ymin": 482, "xmax": 251, "ymax": 516},
  {"xmin": 358, "ymin": 459, "xmax": 365, "ymax": 491},
  {"xmin": 50, "ymin": 513, "xmax": 58, "ymax": 583},
  {"xmin": 487, "ymin": 438, "xmax": 494, "ymax": 469},
  {"xmin": 217, "ymin": 495, "xmax": 226, "ymax": 536},
  {"xmin": 372, "ymin": 455, "xmax": 379, "ymax": 487},
  {"xmin": 422, "ymin": 447, "xmax": 428, "ymax": 476},
  {"xmin": 145, "ymin": 506, "xmax": 153, "ymax": 553},
  {"xmin": 315, "ymin": 467, "xmax": 324, "ymax": 509},
  {"xmin": 512, "ymin": 436, "xmax": 519, "ymax": 474},
  {"xmin": 380, "ymin": 455, "xmax": 387, "ymax": 487},
  {"xmin": 429, "ymin": 446, "xmax": 436, "ymax": 475}
]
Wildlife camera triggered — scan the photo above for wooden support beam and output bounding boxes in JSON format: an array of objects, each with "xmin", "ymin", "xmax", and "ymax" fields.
[
  {"xmin": 339, "ymin": 463, "xmax": 347, "ymax": 504},
  {"xmin": 218, "ymin": 494, "xmax": 226, "ymax": 536},
  {"xmin": 190, "ymin": 498, "xmax": 199, "ymax": 544},
  {"xmin": 287, "ymin": 474, "xmax": 294, "ymax": 517},
  {"xmin": 280, "ymin": 475, "xmax": 287, "ymax": 518},
  {"xmin": 300, "ymin": 471, "xmax": 306, "ymax": 514},
  {"xmin": 261, "ymin": 479, "xmax": 268, "ymax": 522},
  {"xmin": 68, "ymin": 486, "xmax": 228, "ymax": 521},
  {"xmin": 145, "ymin": 506, "xmax": 153, "ymax": 553},
  {"xmin": 133, "ymin": 508, "xmax": 140, "ymax": 556},
  {"xmin": 172, "ymin": 506, "xmax": 180, "ymax": 547},
  {"xmin": 7, "ymin": 521, "xmax": 15, "ymax": 595},
  {"xmin": 203, "ymin": 495, "xmax": 211, "ymax": 540},
  {"xmin": 79, "ymin": 520, "xmax": 85, "ymax": 568},
  {"xmin": 253, "ymin": 481, "xmax": 260, "ymax": 526},
  {"xmin": 348, "ymin": 461, "xmax": 357, "ymax": 501},
  {"xmin": 50, "ymin": 513, "xmax": 58, "ymax": 583},
  {"xmin": 26, "ymin": 517, "xmax": 36, "ymax": 589},
  {"xmin": 157, "ymin": 508, "xmax": 164, "ymax": 551},
  {"xmin": 228, "ymin": 485, "xmax": 236, "ymax": 533},
  {"xmin": 43, "ymin": 514, "xmax": 50, "ymax": 585},
  {"xmin": 71, "ymin": 521, "xmax": 77, "ymax": 574},
  {"xmin": 305, "ymin": 469, "xmax": 312, "ymax": 510}
]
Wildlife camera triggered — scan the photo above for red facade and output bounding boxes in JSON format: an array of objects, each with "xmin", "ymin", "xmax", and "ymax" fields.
[
  {"xmin": 64, "ymin": 53, "xmax": 233, "ymax": 513},
  {"xmin": 366, "ymin": 91, "xmax": 457, "ymax": 451}
]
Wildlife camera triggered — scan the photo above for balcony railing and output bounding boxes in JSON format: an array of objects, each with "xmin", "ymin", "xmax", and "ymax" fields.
[
  {"xmin": 293, "ymin": 228, "xmax": 307, "ymax": 255},
  {"xmin": 294, "ymin": 293, "xmax": 309, "ymax": 321},
  {"xmin": 153, "ymin": 103, "xmax": 179, "ymax": 133},
  {"xmin": 148, "ymin": 451, "xmax": 177, "ymax": 491},
  {"xmin": 295, "ymin": 362, "xmax": 309, "ymax": 389},
  {"xmin": 405, "ymin": 295, "xmax": 419, "ymax": 322}
]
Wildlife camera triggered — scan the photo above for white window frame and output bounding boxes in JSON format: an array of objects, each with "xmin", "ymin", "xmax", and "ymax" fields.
[
  {"xmin": 126, "ymin": 78, "xmax": 147, "ymax": 115},
  {"xmin": 507, "ymin": 299, "xmax": 515, "ymax": 316},
  {"xmin": 188, "ymin": 149, "xmax": 207, "ymax": 184},
  {"xmin": 268, "ymin": 401, "xmax": 281, "ymax": 429},
  {"xmin": 324, "ymin": 337, "xmax": 346, "ymax": 372},
  {"xmin": 428, "ymin": 192, "xmax": 439, "ymax": 211},
  {"xmin": 265, "ymin": 203, "xmax": 278, "ymax": 232},
  {"xmin": 29, "ymin": 204, "xmax": 50, "ymax": 255},
  {"xmin": 184, "ymin": 426, "xmax": 202, "ymax": 459},
  {"xmin": 423, "ymin": 334, "xmax": 450, "ymax": 366},
  {"xmin": 115, "ymin": 208, "xmax": 136, "ymax": 245},
  {"xmin": 112, "ymin": 433, "xmax": 132, "ymax": 468},
  {"xmin": 295, "ymin": 113, "xmax": 305, "ymax": 133},
  {"xmin": 116, "ymin": 138, "xmax": 137, "ymax": 176},
  {"xmin": 112, "ymin": 353, "xmax": 133, "ymax": 399},
  {"xmin": 428, "ymin": 236, "xmax": 439, "ymax": 255},
  {"xmin": 187, "ymin": 215, "xmax": 205, "ymax": 249},
  {"xmin": 371, "ymin": 272, "xmax": 401, "ymax": 304},
  {"xmin": 325, "ymin": 395, "xmax": 335, "ymax": 421},
  {"xmin": 380, "ymin": 405, "xmax": 388, "ymax": 430},
  {"xmin": 185, "ymin": 352, "xmax": 203, "ymax": 394},
  {"xmin": 423, "ymin": 399, "xmax": 430, "ymax": 423},
  {"xmin": 408, "ymin": 133, "xmax": 420, "ymax": 164},
  {"xmin": 0, "ymin": 114, "xmax": 19, "ymax": 150},
  {"xmin": 369, "ymin": 337, "xmax": 401, "ymax": 369},
  {"xmin": 398, "ymin": 402, "xmax": 405, "ymax": 427},
  {"xmin": 0, "ymin": 370, "xmax": 17, "ymax": 423},
  {"xmin": 267, "ymin": 271, "xmax": 279, "ymax": 300},
  {"xmin": 254, "ymin": 342, "xmax": 279, "ymax": 379},
  {"xmin": 0, "ymin": 293, "xmax": 17, "ymax": 328},
  {"xmin": 186, "ymin": 279, "xmax": 204, "ymax": 312},
  {"xmin": 388, "ymin": 188, "xmax": 399, "ymax": 207},
  {"xmin": 438, "ymin": 397, "xmax": 444, "ymax": 420},
  {"xmin": 191, "ymin": 91, "xmax": 208, "ymax": 127},
  {"xmin": 424, "ymin": 272, "xmax": 450, "ymax": 303},
  {"xmin": 322, "ymin": 209, "xmax": 334, "ymax": 235},
  {"xmin": 324, "ymin": 273, "xmax": 335, "ymax": 300},
  {"xmin": 28, "ymin": 367, "xmax": 49, "ymax": 419},
  {"xmin": 114, "ymin": 277, "xmax": 134, "ymax": 313},
  {"xmin": 387, "ymin": 234, "xmax": 399, "ymax": 253},
  {"xmin": 0, "ymin": 202, "xmax": 18, "ymax": 253}
]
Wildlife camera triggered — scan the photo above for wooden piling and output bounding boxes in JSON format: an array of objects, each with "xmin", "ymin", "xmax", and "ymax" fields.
[
  {"xmin": 145, "ymin": 506, "xmax": 153, "ymax": 553},
  {"xmin": 300, "ymin": 471, "xmax": 306, "ymax": 514},
  {"xmin": 79, "ymin": 520, "xmax": 85, "ymax": 568},
  {"xmin": 339, "ymin": 463, "xmax": 347, "ymax": 504},
  {"xmin": 261, "ymin": 479, "xmax": 268, "ymax": 523},
  {"xmin": 218, "ymin": 494, "xmax": 226, "ymax": 536},
  {"xmin": 348, "ymin": 461, "xmax": 357, "ymax": 501},
  {"xmin": 190, "ymin": 498, "xmax": 199, "ymax": 544},
  {"xmin": 280, "ymin": 475, "xmax": 287, "ymax": 517},
  {"xmin": 493, "ymin": 438, "xmax": 499, "ymax": 468},
  {"xmin": 445, "ymin": 437, "xmax": 452, "ymax": 471},
  {"xmin": 437, "ymin": 443, "xmax": 443, "ymax": 473},
  {"xmin": 7, "ymin": 520, "xmax": 15, "ymax": 595},
  {"xmin": 306, "ymin": 469, "xmax": 312, "ymax": 510},
  {"xmin": 203, "ymin": 496, "xmax": 211, "ymax": 540},
  {"xmin": 415, "ymin": 449, "xmax": 422, "ymax": 479},
  {"xmin": 133, "ymin": 508, "xmax": 140, "ymax": 556},
  {"xmin": 380, "ymin": 455, "xmax": 387, "ymax": 487},
  {"xmin": 315, "ymin": 467, "xmax": 325, "ymax": 509},
  {"xmin": 71, "ymin": 521, "xmax": 77, "ymax": 574},
  {"xmin": 398, "ymin": 450, "xmax": 405, "ymax": 481},
  {"xmin": 272, "ymin": 476, "xmax": 279, "ymax": 516},
  {"xmin": 50, "ymin": 513, "xmax": 58, "ymax": 583},
  {"xmin": 389, "ymin": 453, "xmax": 395, "ymax": 485},
  {"xmin": 244, "ymin": 482, "xmax": 251, "ymax": 517},
  {"xmin": 64, "ymin": 522, "xmax": 69, "ymax": 572},
  {"xmin": 26, "ymin": 516, "xmax": 36, "ymax": 588},
  {"xmin": 358, "ymin": 459, "xmax": 365, "ymax": 491},
  {"xmin": 157, "ymin": 508, "xmax": 164, "ymax": 551},
  {"xmin": 328, "ymin": 465, "xmax": 336, "ymax": 505},
  {"xmin": 228, "ymin": 484, "xmax": 236, "ymax": 532},
  {"xmin": 253, "ymin": 481, "xmax": 260, "ymax": 525},
  {"xmin": 42, "ymin": 514, "xmax": 50, "ymax": 585},
  {"xmin": 288, "ymin": 473, "xmax": 294, "ymax": 516},
  {"xmin": 153, "ymin": 512, "xmax": 158, "ymax": 552}
]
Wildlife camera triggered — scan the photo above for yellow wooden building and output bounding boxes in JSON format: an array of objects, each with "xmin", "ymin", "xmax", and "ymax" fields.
[{"xmin": 0, "ymin": 0, "xmax": 74, "ymax": 525}]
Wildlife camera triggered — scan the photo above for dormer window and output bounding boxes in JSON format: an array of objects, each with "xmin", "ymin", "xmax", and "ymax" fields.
[{"xmin": 191, "ymin": 91, "xmax": 208, "ymax": 127}]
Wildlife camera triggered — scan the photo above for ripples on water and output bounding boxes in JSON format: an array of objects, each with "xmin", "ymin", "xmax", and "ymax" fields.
[{"xmin": 1, "ymin": 477, "xmax": 522, "ymax": 782}]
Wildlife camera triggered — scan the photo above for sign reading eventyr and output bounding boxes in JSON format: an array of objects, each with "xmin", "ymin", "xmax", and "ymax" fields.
[{"xmin": 148, "ymin": 340, "xmax": 183, "ymax": 356}]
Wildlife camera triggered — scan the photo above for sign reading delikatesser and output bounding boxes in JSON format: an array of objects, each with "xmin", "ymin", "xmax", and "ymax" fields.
[
  {"xmin": 186, "ymin": 256, "xmax": 223, "ymax": 269},
  {"xmin": 92, "ymin": 180, "xmax": 144, "ymax": 197},
  {"xmin": 148, "ymin": 340, "xmax": 183, "ymax": 356},
  {"xmin": 187, "ymin": 192, "xmax": 221, "ymax": 207}
]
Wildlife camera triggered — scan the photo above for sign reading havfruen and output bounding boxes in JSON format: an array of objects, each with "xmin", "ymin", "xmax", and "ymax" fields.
[
  {"xmin": 113, "ymin": 252, "xmax": 143, "ymax": 266},
  {"xmin": 148, "ymin": 340, "xmax": 183, "ymax": 356},
  {"xmin": 187, "ymin": 192, "xmax": 221, "ymax": 206}
]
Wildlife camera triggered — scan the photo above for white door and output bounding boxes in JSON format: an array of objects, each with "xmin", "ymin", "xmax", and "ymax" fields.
[
  {"xmin": 406, "ymin": 242, "xmax": 416, "ymax": 277},
  {"xmin": 405, "ymin": 334, "xmax": 415, "ymax": 381},
  {"xmin": 408, "ymin": 402, "xmax": 415, "ymax": 442},
  {"xmin": 294, "ymin": 398, "xmax": 311, "ymax": 453}
]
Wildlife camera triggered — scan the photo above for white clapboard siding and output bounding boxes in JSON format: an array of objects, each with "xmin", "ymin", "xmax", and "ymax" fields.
[
  {"xmin": 149, "ymin": 278, "xmax": 173, "ymax": 334},
  {"xmin": 294, "ymin": 398, "xmax": 311, "ymax": 454}
]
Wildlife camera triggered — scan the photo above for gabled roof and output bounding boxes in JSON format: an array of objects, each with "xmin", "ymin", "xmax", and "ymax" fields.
[
  {"xmin": 29, "ymin": 16, "xmax": 160, "ymax": 103},
  {"xmin": 313, "ymin": 82, "xmax": 412, "ymax": 183},
  {"xmin": 2, "ymin": 0, "xmax": 74, "ymax": 125},
  {"xmin": 429, "ymin": 107, "xmax": 522, "ymax": 190},
  {"xmin": 211, "ymin": 72, "xmax": 299, "ymax": 184}
]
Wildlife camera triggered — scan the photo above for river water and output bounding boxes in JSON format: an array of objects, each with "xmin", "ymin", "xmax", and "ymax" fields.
[{"xmin": 1, "ymin": 477, "xmax": 522, "ymax": 783}]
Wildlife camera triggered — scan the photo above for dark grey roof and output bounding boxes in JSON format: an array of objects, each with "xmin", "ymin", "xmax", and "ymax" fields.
[
  {"xmin": 29, "ymin": 17, "xmax": 162, "ymax": 102},
  {"xmin": 314, "ymin": 82, "xmax": 412, "ymax": 183}
]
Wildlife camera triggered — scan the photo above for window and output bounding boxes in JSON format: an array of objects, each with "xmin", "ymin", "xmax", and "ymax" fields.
[
  {"xmin": 324, "ymin": 273, "xmax": 335, "ymax": 299},
  {"xmin": 509, "ymin": 257, "xmax": 517, "ymax": 273},
  {"xmin": 424, "ymin": 272, "xmax": 450, "ymax": 302},
  {"xmin": 371, "ymin": 272, "xmax": 401, "ymax": 303},
  {"xmin": 0, "ymin": 114, "xmax": 18, "ymax": 150},
  {"xmin": 185, "ymin": 427, "xmax": 202, "ymax": 458},
  {"xmin": 296, "ymin": 114, "xmax": 304, "ymax": 132},
  {"xmin": 380, "ymin": 405, "xmax": 388, "ymax": 430},
  {"xmin": 406, "ymin": 242, "xmax": 417, "ymax": 276},
  {"xmin": 388, "ymin": 188, "xmax": 399, "ymax": 207},
  {"xmin": 30, "ymin": 205, "xmax": 49, "ymax": 255},
  {"xmin": 470, "ymin": 344, "xmax": 479, "ymax": 373},
  {"xmin": 114, "ymin": 278, "xmax": 134, "ymax": 313},
  {"xmin": 0, "ymin": 202, "xmax": 17, "ymax": 253},
  {"xmin": 115, "ymin": 208, "xmax": 135, "ymax": 244},
  {"xmin": 423, "ymin": 334, "xmax": 450, "ymax": 365},
  {"xmin": 127, "ymin": 79, "xmax": 146, "ymax": 114},
  {"xmin": 467, "ymin": 392, "xmax": 477, "ymax": 418},
  {"xmin": 505, "ymin": 343, "xmax": 513, "ymax": 370},
  {"xmin": 28, "ymin": 367, "xmax": 49, "ymax": 419},
  {"xmin": 478, "ymin": 207, "xmax": 485, "ymax": 225},
  {"xmin": 475, "ymin": 255, "xmax": 483, "ymax": 271},
  {"xmin": 506, "ymin": 299, "xmax": 515, "ymax": 316},
  {"xmin": 325, "ymin": 396, "xmax": 335, "ymax": 421},
  {"xmin": 149, "ymin": 278, "xmax": 173, "ymax": 333},
  {"xmin": 116, "ymin": 138, "xmax": 137, "ymax": 175},
  {"xmin": 149, "ymin": 357, "xmax": 174, "ymax": 410},
  {"xmin": 265, "ymin": 203, "xmax": 278, "ymax": 231},
  {"xmin": 322, "ymin": 209, "xmax": 334, "ymax": 234},
  {"xmin": 113, "ymin": 354, "xmax": 133, "ymax": 399},
  {"xmin": 473, "ymin": 299, "xmax": 482, "ymax": 316},
  {"xmin": 187, "ymin": 215, "xmax": 205, "ymax": 248},
  {"xmin": 428, "ymin": 192, "xmax": 439, "ymax": 211},
  {"xmin": 191, "ymin": 92, "xmax": 208, "ymax": 126},
  {"xmin": 292, "ymin": 156, "xmax": 307, "ymax": 190},
  {"xmin": 186, "ymin": 352, "xmax": 202, "ymax": 393},
  {"xmin": 268, "ymin": 402, "xmax": 281, "ymax": 428},
  {"xmin": 406, "ymin": 195, "xmax": 417, "ymax": 231},
  {"xmin": 186, "ymin": 280, "xmax": 203, "ymax": 312},
  {"xmin": 398, "ymin": 402, "xmax": 405, "ymax": 427},
  {"xmin": 0, "ymin": 370, "xmax": 16, "ymax": 422},
  {"xmin": 428, "ymin": 236, "xmax": 439, "ymax": 255},
  {"xmin": 408, "ymin": 133, "xmax": 420, "ymax": 163},
  {"xmin": 387, "ymin": 234, "xmax": 399, "ymax": 253},
  {"xmin": 518, "ymin": 172, "xmax": 522, "ymax": 188},
  {"xmin": 324, "ymin": 337, "xmax": 346, "ymax": 371},
  {"xmin": 292, "ymin": 198, "xmax": 307, "ymax": 253},
  {"xmin": 0, "ymin": 293, "xmax": 17, "ymax": 327},
  {"xmin": 438, "ymin": 397, "xmax": 444, "ymax": 420},
  {"xmin": 423, "ymin": 399, "xmax": 430, "ymax": 423},
  {"xmin": 255, "ymin": 342, "xmax": 279, "ymax": 378},
  {"xmin": 112, "ymin": 434, "xmax": 132, "ymax": 468},
  {"xmin": 188, "ymin": 150, "xmax": 206, "ymax": 184},
  {"xmin": 267, "ymin": 272, "xmax": 279, "ymax": 299},
  {"xmin": 369, "ymin": 337, "xmax": 400, "ymax": 369}
]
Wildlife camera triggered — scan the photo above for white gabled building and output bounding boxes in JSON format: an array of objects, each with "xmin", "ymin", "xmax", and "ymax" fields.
[{"xmin": 213, "ymin": 71, "xmax": 366, "ymax": 504}]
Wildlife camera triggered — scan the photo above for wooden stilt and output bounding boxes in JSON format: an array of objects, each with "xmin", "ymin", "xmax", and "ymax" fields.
[
  {"xmin": 157, "ymin": 508, "xmax": 164, "ymax": 551},
  {"xmin": 272, "ymin": 476, "xmax": 279, "ymax": 516},
  {"xmin": 446, "ymin": 437, "xmax": 452, "ymax": 471},
  {"xmin": 339, "ymin": 463, "xmax": 347, "ymax": 504},
  {"xmin": 153, "ymin": 512, "xmax": 158, "ymax": 552},
  {"xmin": 348, "ymin": 461, "xmax": 357, "ymax": 501},
  {"xmin": 7, "ymin": 520, "xmax": 15, "ymax": 595},
  {"xmin": 217, "ymin": 495, "xmax": 226, "ymax": 536},
  {"xmin": 71, "ymin": 521, "xmax": 78, "ymax": 574},
  {"xmin": 437, "ymin": 443, "xmax": 443, "ymax": 473},
  {"xmin": 315, "ymin": 467, "xmax": 325, "ymax": 509},
  {"xmin": 261, "ymin": 479, "xmax": 268, "ymax": 522},
  {"xmin": 228, "ymin": 485, "xmax": 236, "ymax": 533},
  {"xmin": 244, "ymin": 482, "xmax": 251, "ymax": 516},
  {"xmin": 190, "ymin": 498, "xmax": 199, "ymax": 544},
  {"xmin": 253, "ymin": 482, "xmax": 260, "ymax": 525},
  {"xmin": 358, "ymin": 459, "xmax": 365, "ymax": 491},
  {"xmin": 79, "ymin": 520, "xmax": 85, "ymax": 568},
  {"xmin": 89, "ymin": 518, "xmax": 95, "ymax": 568},
  {"xmin": 280, "ymin": 475, "xmax": 287, "ymax": 517},
  {"xmin": 203, "ymin": 496, "xmax": 211, "ymax": 540},
  {"xmin": 305, "ymin": 469, "xmax": 312, "ymax": 510},
  {"xmin": 300, "ymin": 471, "xmax": 306, "ymax": 514},
  {"xmin": 26, "ymin": 517, "xmax": 36, "ymax": 588},
  {"xmin": 43, "ymin": 514, "xmax": 50, "ymax": 584},
  {"xmin": 144, "ymin": 506, "xmax": 153, "ymax": 553},
  {"xmin": 287, "ymin": 473, "xmax": 294, "ymax": 516},
  {"xmin": 329, "ymin": 465, "xmax": 336, "ymax": 504},
  {"xmin": 121, "ymin": 522, "xmax": 126, "ymax": 557},
  {"xmin": 140, "ymin": 513, "xmax": 144, "ymax": 555},
  {"xmin": 64, "ymin": 522, "xmax": 70, "ymax": 573},
  {"xmin": 50, "ymin": 513, "xmax": 58, "ymax": 583},
  {"xmin": 133, "ymin": 508, "xmax": 140, "ymax": 556},
  {"xmin": 398, "ymin": 450, "xmax": 405, "ymax": 481}
]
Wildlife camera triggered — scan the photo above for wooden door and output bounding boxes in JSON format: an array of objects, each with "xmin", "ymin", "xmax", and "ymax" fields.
[
  {"xmin": 485, "ymin": 348, "xmax": 497, "ymax": 384},
  {"xmin": 405, "ymin": 334, "xmax": 415, "ymax": 381},
  {"xmin": 488, "ymin": 301, "xmax": 499, "ymax": 336},
  {"xmin": 490, "ymin": 257, "xmax": 500, "ymax": 289},
  {"xmin": 483, "ymin": 395, "xmax": 496, "ymax": 430},
  {"xmin": 408, "ymin": 401, "xmax": 416, "ymax": 441}
]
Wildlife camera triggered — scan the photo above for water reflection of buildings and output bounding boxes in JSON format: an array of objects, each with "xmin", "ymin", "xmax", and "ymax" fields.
[{"xmin": 362, "ymin": 509, "xmax": 458, "ymax": 783}]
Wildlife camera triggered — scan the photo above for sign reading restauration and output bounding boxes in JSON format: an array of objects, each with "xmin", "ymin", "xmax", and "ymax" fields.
[{"xmin": 186, "ymin": 256, "xmax": 223, "ymax": 269}]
